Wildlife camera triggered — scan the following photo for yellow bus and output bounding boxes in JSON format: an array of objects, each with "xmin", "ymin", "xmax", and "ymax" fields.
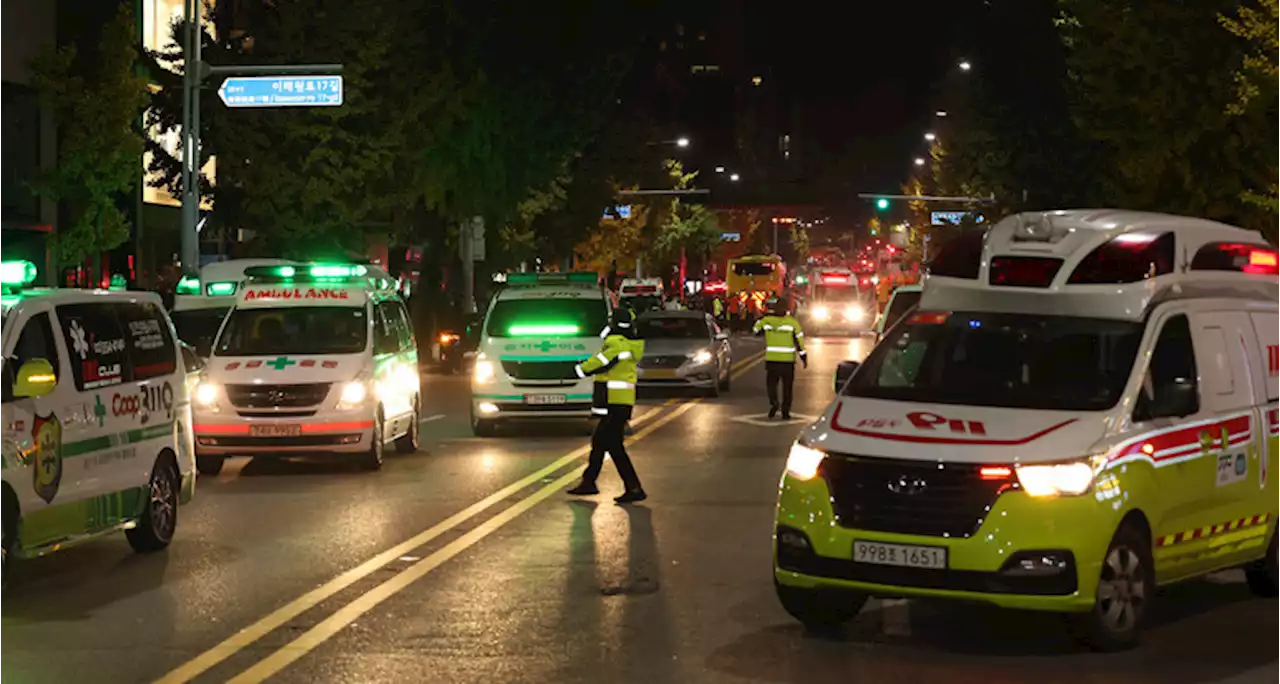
[{"xmin": 726, "ymin": 254, "xmax": 786, "ymax": 297}]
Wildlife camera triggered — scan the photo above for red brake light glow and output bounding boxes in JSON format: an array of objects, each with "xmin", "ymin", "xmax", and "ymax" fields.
[
  {"xmin": 822, "ymin": 275, "xmax": 849, "ymax": 284},
  {"xmin": 1068, "ymin": 232, "xmax": 1175, "ymax": 284},
  {"xmin": 979, "ymin": 466, "xmax": 1012, "ymax": 480},
  {"xmin": 1190, "ymin": 242, "xmax": 1279, "ymax": 276},
  {"xmin": 989, "ymin": 256, "xmax": 1063, "ymax": 288}
]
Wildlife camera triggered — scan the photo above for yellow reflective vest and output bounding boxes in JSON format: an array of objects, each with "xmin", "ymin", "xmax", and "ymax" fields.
[
  {"xmin": 753, "ymin": 314, "xmax": 806, "ymax": 363},
  {"xmin": 712, "ymin": 298, "xmax": 724, "ymax": 316},
  {"xmin": 575, "ymin": 334, "xmax": 645, "ymax": 410}
]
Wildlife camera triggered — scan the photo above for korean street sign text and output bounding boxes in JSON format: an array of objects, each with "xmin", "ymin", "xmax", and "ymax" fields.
[{"xmin": 218, "ymin": 75, "xmax": 344, "ymax": 108}]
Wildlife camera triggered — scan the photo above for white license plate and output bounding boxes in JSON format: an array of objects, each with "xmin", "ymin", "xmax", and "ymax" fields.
[
  {"xmin": 852, "ymin": 540, "xmax": 947, "ymax": 569},
  {"xmin": 249, "ymin": 424, "xmax": 302, "ymax": 438},
  {"xmin": 524, "ymin": 394, "xmax": 566, "ymax": 406}
]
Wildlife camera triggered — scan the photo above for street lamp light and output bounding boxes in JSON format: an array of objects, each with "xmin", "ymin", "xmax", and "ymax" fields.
[
  {"xmin": 935, "ymin": 110, "xmax": 948, "ymax": 117},
  {"xmin": 924, "ymin": 132, "xmax": 936, "ymax": 142},
  {"xmin": 676, "ymin": 137, "xmax": 690, "ymax": 148},
  {"xmin": 715, "ymin": 165, "xmax": 725, "ymax": 173},
  {"xmin": 729, "ymin": 173, "xmax": 741, "ymax": 182},
  {"xmin": 958, "ymin": 59, "xmax": 972, "ymax": 72},
  {"xmin": 914, "ymin": 158, "xmax": 926, "ymax": 166}
]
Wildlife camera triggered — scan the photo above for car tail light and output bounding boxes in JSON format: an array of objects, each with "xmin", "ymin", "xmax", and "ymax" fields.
[
  {"xmin": 1067, "ymin": 232, "xmax": 1174, "ymax": 284},
  {"xmin": 989, "ymin": 256, "xmax": 1063, "ymax": 288},
  {"xmin": 1190, "ymin": 242, "xmax": 1279, "ymax": 276}
]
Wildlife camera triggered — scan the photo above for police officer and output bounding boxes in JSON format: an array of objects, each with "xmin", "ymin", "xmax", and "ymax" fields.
[
  {"xmin": 753, "ymin": 298, "xmax": 807, "ymax": 419},
  {"xmin": 568, "ymin": 308, "xmax": 647, "ymax": 503},
  {"xmin": 712, "ymin": 295, "xmax": 724, "ymax": 322}
]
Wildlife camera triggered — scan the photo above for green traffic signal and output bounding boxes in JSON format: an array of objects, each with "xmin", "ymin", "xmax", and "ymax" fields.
[{"xmin": 875, "ymin": 198, "xmax": 890, "ymax": 211}]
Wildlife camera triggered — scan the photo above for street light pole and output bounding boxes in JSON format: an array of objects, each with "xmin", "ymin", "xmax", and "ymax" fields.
[{"xmin": 180, "ymin": 0, "xmax": 199, "ymax": 273}]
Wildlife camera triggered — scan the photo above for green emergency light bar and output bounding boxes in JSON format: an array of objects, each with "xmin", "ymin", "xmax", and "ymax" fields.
[
  {"xmin": 242, "ymin": 263, "xmax": 368, "ymax": 280},
  {"xmin": 0, "ymin": 260, "xmax": 38, "ymax": 289},
  {"xmin": 508, "ymin": 323, "xmax": 582, "ymax": 336},
  {"xmin": 176, "ymin": 275, "xmax": 201, "ymax": 295},
  {"xmin": 505, "ymin": 272, "xmax": 599, "ymax": 286},
  {"xmin": 109, "ymin": 274, "xmax": 127, "ymax": 291},
  {"xmin": 206, "ymin": 281, "xmax": 237, "ymax": 296}
]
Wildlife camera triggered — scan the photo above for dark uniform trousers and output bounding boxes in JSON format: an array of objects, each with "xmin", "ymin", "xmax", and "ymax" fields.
[
  {"xmin": 583, "ymin": 405, "xmax": 641, "ymax": 490},
  {"xmin": 765, "ymin": 361, "xmax": 796, "ymax": 414}
]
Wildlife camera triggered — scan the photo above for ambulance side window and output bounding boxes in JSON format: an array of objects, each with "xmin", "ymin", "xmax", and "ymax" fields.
[
  {"xmin": 3, "ymin": 313, "xmax": 61, "ymax": 403},
  {"xmin": 56, "ymin": 304, "xmax": 130, "ymax": 390},
  {"xmin": 391, "ymin": 301, "xmax": 415, "ymax": 350},
  {"xmin": 1135, "ymin": 314, "xmax": 1199, "ymax": 422},
  {"xmin": 373, "ymin": 302, "xmax": 402, "ymax": 354},
  {"xmin": 119, "ymin": 301, "xmax": 176, "ymax": 380}
]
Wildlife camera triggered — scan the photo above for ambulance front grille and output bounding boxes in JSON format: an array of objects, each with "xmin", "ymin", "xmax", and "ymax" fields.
[
  {"xmin": 501, "ymin": 360, "xmax": 582, "ymax": 381},
  {"xmin": 820, "ymin": 454, "xmax": 1008, "ymax": 538},
  {"xmin": 225, "ymin": 383, "xmax": 332, "ymax": 409}
]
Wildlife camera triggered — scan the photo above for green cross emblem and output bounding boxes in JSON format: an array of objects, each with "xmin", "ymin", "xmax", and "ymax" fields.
[
  {"xmin": 537, "ymin": 340, "xmax": 556, "ymax": 352},
  {"xmin": 266, "ymin": 356, "xmax": 296, "ymax": 371},
  {"xmin": 93, "ymin": 395, "xmax": 106, "ymax": 427}
]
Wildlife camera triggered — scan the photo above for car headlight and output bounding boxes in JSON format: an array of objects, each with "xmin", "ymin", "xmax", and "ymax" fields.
[
  {"xmin": 194, "ymin": 381, "xmax": 219, "ymax": 408},
  {"xmin": 336, "ymin": 379, "xmax": 369, "ymax": 409},
  {"xmin": 812, "ymin": 306, "xmax": 830, "ymax": 320},
  {"xmin": 844, "ymin": 305, "xmax": 865, "ymax": 321},
  {"xmin": 690, "ymin": 349, "xmax": 713, "ymax": 365},
  {"xmin": 474, "ymin": 359, "xmax": 496, "ymax": 384},
  {"xmin": 1015, "ymin": 456, "xmax": 1104, "ymax": 497},
  {"xmin": 785, "ymin": 442, "xmax": 826, "ymax": 481}
]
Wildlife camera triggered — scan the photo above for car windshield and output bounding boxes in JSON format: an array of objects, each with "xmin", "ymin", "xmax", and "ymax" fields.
[
  {"xmin": 813, "ymin": 287, "xmax": 865, "ymax": 303},
  {"xmin": 733, "ymin": 262, "xmax": 775, "ymax": 276},
  {"xmin": 485, "ymin": 298, "xmax": 608, "ymax": 338},
  {"xmin": 214, "ymin": 306, "xmax": 368, "ymax": 356},
  {"xmin": 844, "ymin": 311, "xmax": 1143, "ymax": 411},
  {"xmin": 638, "ymin": 316, "xmax": 707, "ymax": 339},
  {"xmin": 882, "ymin": 290, "xmax": 921, "ymax": 331},
  {"xmin": 171, "ymin": 307, "xmax": 230, "ymax": 358}
]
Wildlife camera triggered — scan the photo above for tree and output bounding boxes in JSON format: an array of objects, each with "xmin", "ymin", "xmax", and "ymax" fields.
[
  {"xmin": 30, "ymin": 4, "xmax": 149, "ymax": 269},
  {"xmin": 1220, "ymin": 0, "xmax": 1279, "ymax": 221},
  {"xmin": 644, "ymin": 161, "xmax": 720, "ymax": 264}
]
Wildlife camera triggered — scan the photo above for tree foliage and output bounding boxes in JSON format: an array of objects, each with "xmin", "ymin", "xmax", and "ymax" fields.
[
  {"xmin": 31, "ymin": 4, "xmax": 149, "ymax": 267},
  {"xmin": 1220, "ymin": 0, "xmax": 1279, "ymax": 216}
]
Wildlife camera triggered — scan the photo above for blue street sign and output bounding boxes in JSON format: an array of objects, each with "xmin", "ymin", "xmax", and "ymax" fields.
[
  {"xmin": 217, "ymin": 75, "xmax": 343, "ymax": 108},
  {"xmin": 603, "ymin": 205, "xmax": 632, "ymax": 220}
]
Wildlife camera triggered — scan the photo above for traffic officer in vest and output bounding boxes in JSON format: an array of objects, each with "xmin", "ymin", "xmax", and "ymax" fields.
[
  {"xmin": 712, "ymin": 295, "xmax": 724, "ymax": 322},
  {"xmin": 568, "ymin": 308, "xmax": 648, "ymax": 503},
  {"xmin": 753, "ymin": 297, "xmax": 807, "ymax": 419}
]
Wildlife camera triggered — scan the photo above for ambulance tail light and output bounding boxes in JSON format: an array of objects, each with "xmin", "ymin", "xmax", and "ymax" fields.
[
  {"xmin": 822, "ymin": 275, "xmax": 849, "ymax": 285},
  {"xmin": 1190, "ymin": 242, "xmax": 1279, "ymax": 276},
  {"xmin": 1067, "ymin": 232, "xmax": 1174, "ymax": 284},
  {"xmin": 988, "ymin": 256, "xmax": 1063, "ymax": 288},
  {"xmin": 926, "ymin": 230, "xmax": 986, "ymax": 279}
]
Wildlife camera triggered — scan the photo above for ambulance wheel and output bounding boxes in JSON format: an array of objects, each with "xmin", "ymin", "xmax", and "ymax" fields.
[
  {"xmin": 1245, "ymin": 530, "xmax": 1278, "ymax": 597},
  {"xmin": 774, "ymin": 579, "xmax": 867, "ymax": 634},
  {"xmin": 360, "ymin": 411, "xmax": 385, "ymax": 471},
  {"xmin": 3, "ymin": 486, "xmax": 18, "ymax": 582},
  {"xmin": 127, "ymin": 456, "xmax": 179, "ymax": 553},
  {"xmin": 196, "ymin": 454, "xmax": 224, "ymax": 476},
  {"xmin": 470, "ymin": 407, "xmax": 498, "ymax": 437},
  {"xmin": 1074, "ymin": 523, "xmax": 1152, "ymax": 651},
  {"xmin": 395, "ymin": 401, "xmax": 421, "ymax": 454}
]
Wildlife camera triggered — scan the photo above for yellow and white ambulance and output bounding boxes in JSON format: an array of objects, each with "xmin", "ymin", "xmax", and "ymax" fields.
[
  {"xmin": 470, "ymin": 272, "xmax": 612, "ymax": 436},
  {"xmin": 774, "ymin": 210, "xmax": 1279, "ymax": 649},
  {"xmin": 1, "ymin": 261, "xmax": 195, "ymax": 576},
  {"xmin": 191, "ymin": 263, "xmax": 420, "ymax": 473}
]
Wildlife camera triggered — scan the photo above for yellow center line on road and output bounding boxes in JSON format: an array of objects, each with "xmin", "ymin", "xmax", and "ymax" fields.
[
  {"xmin": 225, "ymin": 402, "xmax": 700, "ymax": 684},
  {"xmin": 156, "ymin": 353, "xmax": 764, "ymax": 684}
]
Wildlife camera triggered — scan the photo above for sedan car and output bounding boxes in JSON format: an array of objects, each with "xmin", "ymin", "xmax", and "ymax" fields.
[{"xmin": 635, "ymin": 311, "xmax": 732, "ymax": 396}]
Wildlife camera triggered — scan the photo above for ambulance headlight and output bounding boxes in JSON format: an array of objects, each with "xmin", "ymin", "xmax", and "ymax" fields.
[
  {"xmin": 812, "ymin": 306, "xmax": 831, "ymax": 321},
  {"xmin": 785, "ymin": 443, "xmax": 826, "ymax": 481},
  {"xmin": 337, "ymin": 380, "xmax": 369, "ymax": 409},
  {"xmin": 844, "ymin": 305, "xmax": 865, "ymax": 322},
  {"xmin": 1015, "ymin": 456, "xmax": 1105, "ymax": 497},
  {"xmin": 194, "ymin": 381, "xmax": 219, "ymax": 408},
  {"xmin": 474, "ymin": 358, "xmax": 496, "ymax": 384},
  {"xmin": 690, "ymin": 349, "xmax": 713, "ymax": 365}
]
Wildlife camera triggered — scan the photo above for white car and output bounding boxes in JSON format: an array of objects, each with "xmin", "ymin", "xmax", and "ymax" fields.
[
  {"xmin": 1, "ymin": 260, "xmax": 195, "ymax": 575},
  {"xmin": 471, "ymin": 272, "xmax": 613, "ymax": 436},
  {"xmin": 191, "ymin": 263, "xmax": 420, "ymax": 473}
]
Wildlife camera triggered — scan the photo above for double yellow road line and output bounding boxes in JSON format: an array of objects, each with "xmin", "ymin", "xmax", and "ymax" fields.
[{"xmin": 157, "ymin": 348, "xmax": 767, "ymax": 684}]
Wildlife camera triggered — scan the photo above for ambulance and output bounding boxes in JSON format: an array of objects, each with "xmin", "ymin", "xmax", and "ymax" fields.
[
  {"xmin": 1, "ymin": 261, "xmax": 195, "ymax": 575},
  {"xmin": 774, "ymin": 210, "xmax": 1278, "ymax": 650},
  {"xmin": 799, "ymin": 267, "xmax": 876, "ymax": 335},
  {"xmin": 172, "ymin": 258, "xmax": 300, "ymax": 358},
  {"xmin": 190, "ymin": 263, "xmax": 420, "ymax": 474},
  {"xmin": 471, "ymin": 272, "xmax": 612, "ymax": 436},
  {"xmin": 619, "ymin": 277, "xmax": 665, "ymax": 313}
]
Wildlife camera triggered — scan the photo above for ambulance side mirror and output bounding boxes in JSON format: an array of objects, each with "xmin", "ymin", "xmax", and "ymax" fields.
[
  {"xmin": 835, "ymin": 360, "xmax": 859, "ymax": 393},
  {"xmin": 13, "ymin": 358, "xmax": 57, "ymax": 398}
]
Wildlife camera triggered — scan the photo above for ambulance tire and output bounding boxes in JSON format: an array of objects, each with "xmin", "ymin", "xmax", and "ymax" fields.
[
  {"xmin": 2, "ymin": 486, "xmax": 18, "ymax": 583},
  {"xmin": 360, "ymin": 411, "xmax": 385, "ymax": 471},
  {"xmin": 395, "ymin": 400, "xmax": 421, "ymax": 454},
  {"xmin": 774, "ymin": 579, "xmax": 868, "ymax": 634},
  {"xmin": 471, "ymin": 406, "xmax": 498, "ymax": 437},
  {"xmin": 196, "ymin": 454, "xmax": 224, "ymax": 476},
  {"xmin": 1244, "ymin": 530, "xmax": 1278, "ymax": 597},
  {"xmin": 127, "ymin": 455, "xmax": 180, "ymax": 553},
  {"xmin": 1074, "ymin": 523, "xmax": 1152, "ymax": 651}
]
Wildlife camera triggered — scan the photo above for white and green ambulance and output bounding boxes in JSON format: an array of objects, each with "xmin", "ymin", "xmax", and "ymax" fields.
[
  {"xmin": 190, "ymin": 263, "xmax": 420, "ymax": 473},
  {"xmin": 1, "ymin": 260, "xmax": 195, "ymax": 576},
  {"xmin": 470, "ymin": 272, "xmax": 613, "ymax": 436}
]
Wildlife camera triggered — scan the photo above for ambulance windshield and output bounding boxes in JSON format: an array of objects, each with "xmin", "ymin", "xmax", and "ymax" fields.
[
  {"xmin": 844, "ymin": 311, "xmax": 1144, "ymax": 411},
  {"xmin": 486, "ymin": 298, "xmax": 608, "ymax": 338},
  {"xmin": 214, "ymin": 306, "xmax": 367, "ymax": 356}
]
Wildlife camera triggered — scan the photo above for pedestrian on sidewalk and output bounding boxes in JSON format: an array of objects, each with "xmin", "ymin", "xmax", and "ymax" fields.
[
  {"xmin": 568, "ymin": 308, "xmax": 648, "ymax": 503},
  {"xmin": 753, "ymin": 297, "xmax": 807, "ymax": 420}
]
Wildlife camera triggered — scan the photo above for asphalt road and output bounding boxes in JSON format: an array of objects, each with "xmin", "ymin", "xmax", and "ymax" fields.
[{"xmin": 2, "ymin": 335, "xmax": 1276, "ymax": 684}]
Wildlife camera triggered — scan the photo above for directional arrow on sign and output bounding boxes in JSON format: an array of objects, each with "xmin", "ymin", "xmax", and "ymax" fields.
[{"xmin": 217, "ymin": 75, "xmax": 344, "ymax": 108}]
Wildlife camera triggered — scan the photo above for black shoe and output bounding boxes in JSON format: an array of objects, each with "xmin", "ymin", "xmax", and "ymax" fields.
[
  {"xmin": 567, "ymin": 482, "xmax": 599, "ymax": 496},
  {"xmin": 782, "ymin": 412, "xmax": 792, "ymax": 420},
  {"xmin": 614, "ymin": 489, "xmax": 647, "ymax": 504},
  {"xmin": 768, "ymin": 406, "xmax": 778, "ymax": 419}
]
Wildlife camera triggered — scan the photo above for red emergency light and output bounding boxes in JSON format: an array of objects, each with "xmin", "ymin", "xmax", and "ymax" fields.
[
  {"xmin": 705, "ymin": 281, "xmax": 727, "ymax": 292},
  {"xmin": 1191, "ymin": 242, "xmax": 1279, "ymax": 276},
  {"xmin": 822, "ymin": 275, "xmax": 850, "ymax": 284}
]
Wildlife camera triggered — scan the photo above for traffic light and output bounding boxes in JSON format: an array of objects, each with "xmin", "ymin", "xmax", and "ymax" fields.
[{"xmin": 875, "ymin": 198, "xmax": 890, "ymax": 211}]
